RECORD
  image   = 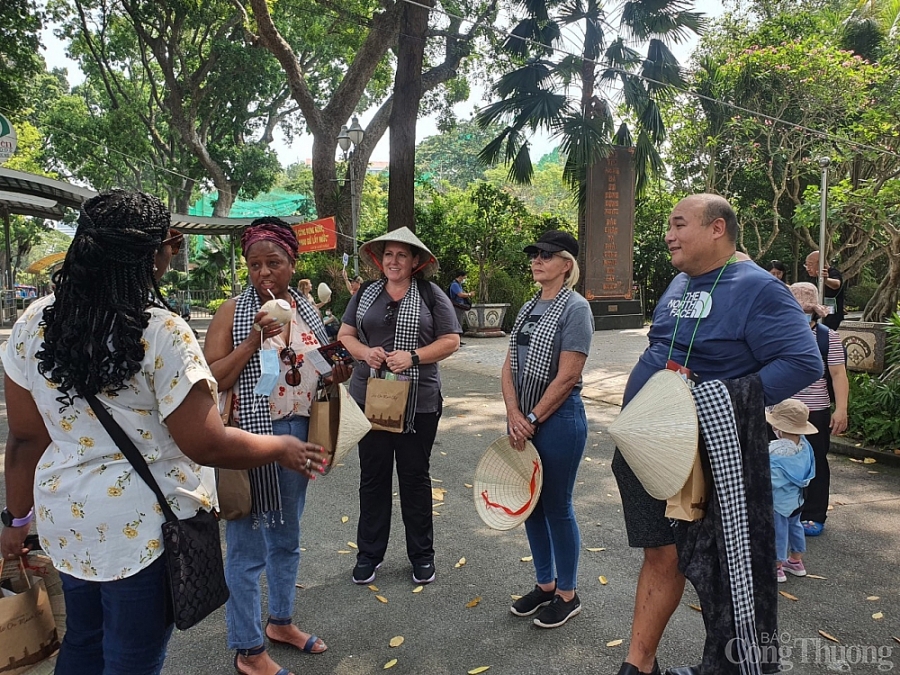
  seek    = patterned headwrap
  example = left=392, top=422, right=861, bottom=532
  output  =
left=241, top=217, right=299, bottom=261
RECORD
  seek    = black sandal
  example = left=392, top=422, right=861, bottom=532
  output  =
left=265, top=616, right=327, bottom=654
left=234, top=644, right=292, bottom=675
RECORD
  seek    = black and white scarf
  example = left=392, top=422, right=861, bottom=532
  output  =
left=233, top=287, right=329, bottom=518
left=355, top=279, right=421, bottom=433
left=691, top=380, right=761, bottom=675
left=508, top=287, right=572, bottom=414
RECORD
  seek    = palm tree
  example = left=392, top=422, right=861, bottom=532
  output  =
left=477, top=0, right=704, bottom=213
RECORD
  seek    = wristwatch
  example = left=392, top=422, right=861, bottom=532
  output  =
left=410, top=350, right=420, bottom=367
left=525, top=412, right=539, bottom=426
left=1, top=507, right=33, bottom=528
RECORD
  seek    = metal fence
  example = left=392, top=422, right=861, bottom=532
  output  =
left=0, top=289, right=17, bottom=325
left=166, top=289, right=235, bottom=318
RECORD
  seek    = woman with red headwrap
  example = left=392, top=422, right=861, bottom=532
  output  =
left=205, top=217, right=350, bottom=675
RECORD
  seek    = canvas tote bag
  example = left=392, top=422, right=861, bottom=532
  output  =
left=0, top=558, right=59, bottom=675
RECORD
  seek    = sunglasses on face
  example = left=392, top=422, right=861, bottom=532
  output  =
left=528, top=250, right=556, bottom=261
left=383, top=300, right=400, bottom=325
left=279, top=347, right=303, bottom=387
left=162, top=231, right=183, bottom=255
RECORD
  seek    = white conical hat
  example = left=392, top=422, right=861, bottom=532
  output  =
left=317, top=282, right=332, bottom=304
left=358, top=226, right=439, bottom=278
left=607, top=369, right=699, bottom=500
left=473, top=437, right=543, bottom=531
left=332, top=383, right=371, bottom=466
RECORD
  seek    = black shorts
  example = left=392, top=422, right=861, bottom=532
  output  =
left=612, top=448, right=675, bottom=549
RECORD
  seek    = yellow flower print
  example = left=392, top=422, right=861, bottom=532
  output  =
left=141, top=338, right=150, bottom=351
left=107, top=486, right=123, bottom=497
left=111, top=453, right=124, bottom=461
left=169, top=377, right=180, bottom=390
left=96, top=524, right=108, bottom=543
left=58, top=536, right=68, bottom=548
left=86, top=408, right=96, bottom=419
left=39, top=475, right=61, bottom=493
left=38, top=506, right=52, bottom=523
left=147, top=539, right=160, bottom=551
left=14, top=340, right=24, bottom=356
left=199, top=494, right=212, bottom=509
left=70, top=529, right=83, bottom=542
left=37, top=326, right=44, bottom=338
left=167, top=467, right=187, bottom=484
left=140, top=430, right=153, bottom=441
left=70, top=502, right=86, bottom=518
left=80, top=561, right=97, bottom=577
left=79, top=437, right=95, bottom=448
left=123, top=526, right=138, bottom=539
left=182, top=333, right=194, bottom=345
left=153, top=503, right=163, bottom=515
left=58, top=560, right=73, bottom=572
left=155, top=356, right=164, bottom=370
left=164, top=318, right=176, bottom=330
left=39, top=536, right=51, bottom=551
left=60, top=419, right=72, bottom=432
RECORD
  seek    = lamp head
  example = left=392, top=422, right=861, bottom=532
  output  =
left=337, top=125, right=351, bottom=153
left=348, top=116, right=364, bottom=146
left=817, top=157, right=831, bottom=169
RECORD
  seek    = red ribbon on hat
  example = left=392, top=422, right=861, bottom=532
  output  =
left=480, top=460, right=540, bottom=516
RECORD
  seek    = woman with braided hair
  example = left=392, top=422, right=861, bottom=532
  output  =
left=204, top=216, right=350, bottom=675
left=0, top=190, right=327, bottom=675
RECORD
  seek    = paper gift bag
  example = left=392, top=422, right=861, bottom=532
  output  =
left=665, top=451, right=708, bottom=521
left=309, top=383, right=372, bottom=469
left=0, top=558, right=60, bottom=675
left=214, top=388, right=252, bottom=520
left=364, top=377, right=410, bottom=433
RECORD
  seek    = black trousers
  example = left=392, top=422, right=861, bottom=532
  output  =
left=356, top=411, right=441, bottom=565
left=800, top=407, right=832, bottom=523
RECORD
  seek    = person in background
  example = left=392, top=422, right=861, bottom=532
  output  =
left=766, top=399, right=816, bottom=583
left=342, top=268, right=363, bottom=296
left=768, top=260, right=787, bottom=282
left=205, top=217, right=350, bottom=675
left=805, top=251, right=844, bottom=330
left=0, top=191, right=327, bottom=675
left=503, top=230, right=593, bottom=629
left=448, top=270, right=475, bottom=340
left=788, top=282, right=849, bottom=538
left=338, top=227, right=460, bottom=587
left=297, top=278, right=328, bottom=311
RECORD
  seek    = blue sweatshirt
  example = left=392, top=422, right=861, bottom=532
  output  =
left=769, top=437, right=816, bottom=517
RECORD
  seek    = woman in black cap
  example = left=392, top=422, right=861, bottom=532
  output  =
left=502, top=229, right=594, bottom=629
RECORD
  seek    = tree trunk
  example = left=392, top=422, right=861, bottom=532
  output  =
left=387, top=0, right=433, bottom=233
left=863, top=233, right=900, bottom=321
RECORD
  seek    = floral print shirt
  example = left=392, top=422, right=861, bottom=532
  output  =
left=266, top=311, right=321, bottom=420
left=0, top=295, right=218, bottom=581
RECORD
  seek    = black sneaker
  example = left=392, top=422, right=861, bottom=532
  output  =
left=510, top=584, right=556, bottom=617
left=533, top=593, right=581, bottom=628
left=352, top=560, right=382, bottom=585
left=412, top=561, right=436, bottom=584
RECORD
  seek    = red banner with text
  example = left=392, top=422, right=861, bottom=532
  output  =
left=292, top=216, right=337, bottom=253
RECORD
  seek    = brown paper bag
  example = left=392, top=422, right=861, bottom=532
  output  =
left=665, top=451, right=708, bottom=521
left=215, top=388, right=252, bottom=521
left=309, top=384, right=341, bottom=463
left=364, top=377, right=410, bottom=433
left=0, top=559, right=60, bottom=675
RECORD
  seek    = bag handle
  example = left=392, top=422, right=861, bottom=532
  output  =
left=85, top=394, right=178, bottom=524
left=0, top=556, right=33, bottom=590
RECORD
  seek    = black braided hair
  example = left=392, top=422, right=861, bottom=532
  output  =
left=36, top=189, right=170, bottom=409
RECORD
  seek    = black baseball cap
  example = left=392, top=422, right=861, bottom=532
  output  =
left=524, top=230, right=579, bottom=257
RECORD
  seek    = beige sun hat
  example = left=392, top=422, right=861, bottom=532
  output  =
left=474, top=437, right=543, bottom=531
left=317, top=281, right=332, bottom=304
left=766, top=399, right=818, bottom=435
left=607, top=369, right=699, bottom=500
left=358, top=226, right=439, bottom=278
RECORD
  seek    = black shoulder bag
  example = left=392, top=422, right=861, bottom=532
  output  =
left=86, top=394, right=229, bottom=630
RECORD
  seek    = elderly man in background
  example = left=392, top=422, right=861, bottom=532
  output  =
left=805, top=250, right=844, bottom=330
left=613, top=194, right=822, bottom=675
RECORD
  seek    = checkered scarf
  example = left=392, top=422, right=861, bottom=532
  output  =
left=234, top=287, right=329, bottom=518
left=508, top=287, right=572, bottom=414
left=692, top=380, right=762, bottom=675
left=355, top=279, right=421, bottom=433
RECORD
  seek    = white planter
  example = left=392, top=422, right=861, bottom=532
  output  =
left=464, top=303, right=510, bottom=338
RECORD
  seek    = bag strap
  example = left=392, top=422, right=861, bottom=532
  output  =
left=85, top=393, right=178, bottom=524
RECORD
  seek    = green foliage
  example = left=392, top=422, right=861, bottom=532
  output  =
left=415, top=119, right=501, bottom=189
left=633, top=184, right=679, bottom=316
left=844, top=283, right=877, bottom=311
left=0, top=0, right=44, bottom=114
left=207, top=298, right=227, bottom=315
left=846, top=372, right=900, bottom=448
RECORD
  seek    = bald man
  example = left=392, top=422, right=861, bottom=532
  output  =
left=805, top=251, right=844, bottom=330
left=613, top=194, right=822, bottom=675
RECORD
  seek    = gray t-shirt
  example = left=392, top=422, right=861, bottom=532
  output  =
left=515, top=292, right=594, bottom=390
left=343, top=281, right=461, bottom=413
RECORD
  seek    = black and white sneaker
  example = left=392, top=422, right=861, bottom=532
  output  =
left=412, top=561, right=436, bottom=584
left=510, top=584, right=556, bottom=617
left=352, top=560, right=382, bottom=585
left=533, top=593, right=581, bottom=628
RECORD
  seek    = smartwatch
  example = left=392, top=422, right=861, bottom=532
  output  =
left=1, top=507, right=34, bottom=528
left=410, top=350, right=420, bottom=367
left=526, top=412, right=539, bottom=426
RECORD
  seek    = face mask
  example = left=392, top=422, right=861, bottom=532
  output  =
left=254, top=348, right=280, bottom=397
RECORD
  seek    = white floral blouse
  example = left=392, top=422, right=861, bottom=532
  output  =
left=0, top=295, right=219, bottom=581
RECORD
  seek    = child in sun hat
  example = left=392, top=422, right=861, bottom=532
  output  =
left=766, top=399, right=817, bottom=583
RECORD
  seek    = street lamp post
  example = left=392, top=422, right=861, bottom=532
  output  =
left=817, top=157, right=830, bottom=303
left=337, top=116, right=365, bottom=277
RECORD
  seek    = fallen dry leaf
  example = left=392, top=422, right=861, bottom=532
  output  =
left=585, top=457, right=592, bottom=462
left=868, top=470, right=879, bottom=474
left=341, top=516, right=349, bottom=523
left=867, top=596, right=880, bottom=601
left=431, top=478, right=443, bottom=483
left=440, top=451, right=447, bottom=456
left=432, top=502, right=444, bottom=508
left=294, top=583, right=304, bottom=589
left=598, top=576, right=608, bottom=585
left=863, top=457, right=877, bottom=464
left=376, top=595, right=388, bottom=604
left=849, top=458, right=863, bottom=463
left=347, top=542, right=358, bottom=549
left=455, top=557, right=467, bottom=568
left=337, top=550, right=353, bottom=554
left=689, top=604, right=702, bottom=612
left=818, top=630, right=839, bottom=643
left=368, top=585, right=379, bottom=592
left=779, top=591, right=798, bottom=601
left=893, top=636, right=900, bottom=645
left=606, top=639, right=623, bottom=647
left=432, top=487, right=447, bottom=500
left=586, top=547, right=606, bottom=552
left=432, top=511, right=441, bottom=516
left=412, top=586, right=424, bottom=593
left=389, top=636, right=404, bottom=647
left=466, top=596, right=482, bottom=608
left=383, top=658, right=398, bottom=669
left=873, top=612, right=884, bottom=620
left=464, top=483, right=473, bottom=488
left=468, top=668, right=490, bottom=674
left=521, top=556, right=533, bottom=562
left=510, top=595, right=522, bottom=600
left=806, top=574, right=826, bottom=580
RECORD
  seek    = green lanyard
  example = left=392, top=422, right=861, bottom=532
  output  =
left=666, top=256, right=736, bottom=370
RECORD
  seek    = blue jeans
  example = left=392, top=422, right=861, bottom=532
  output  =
left=225, top=415, right=310, bottom=650
left=524, top=391, right=588, bottom=592
left=56, top=556, right=173, bottom=675
left=773, top=511, right=806, bottom=562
